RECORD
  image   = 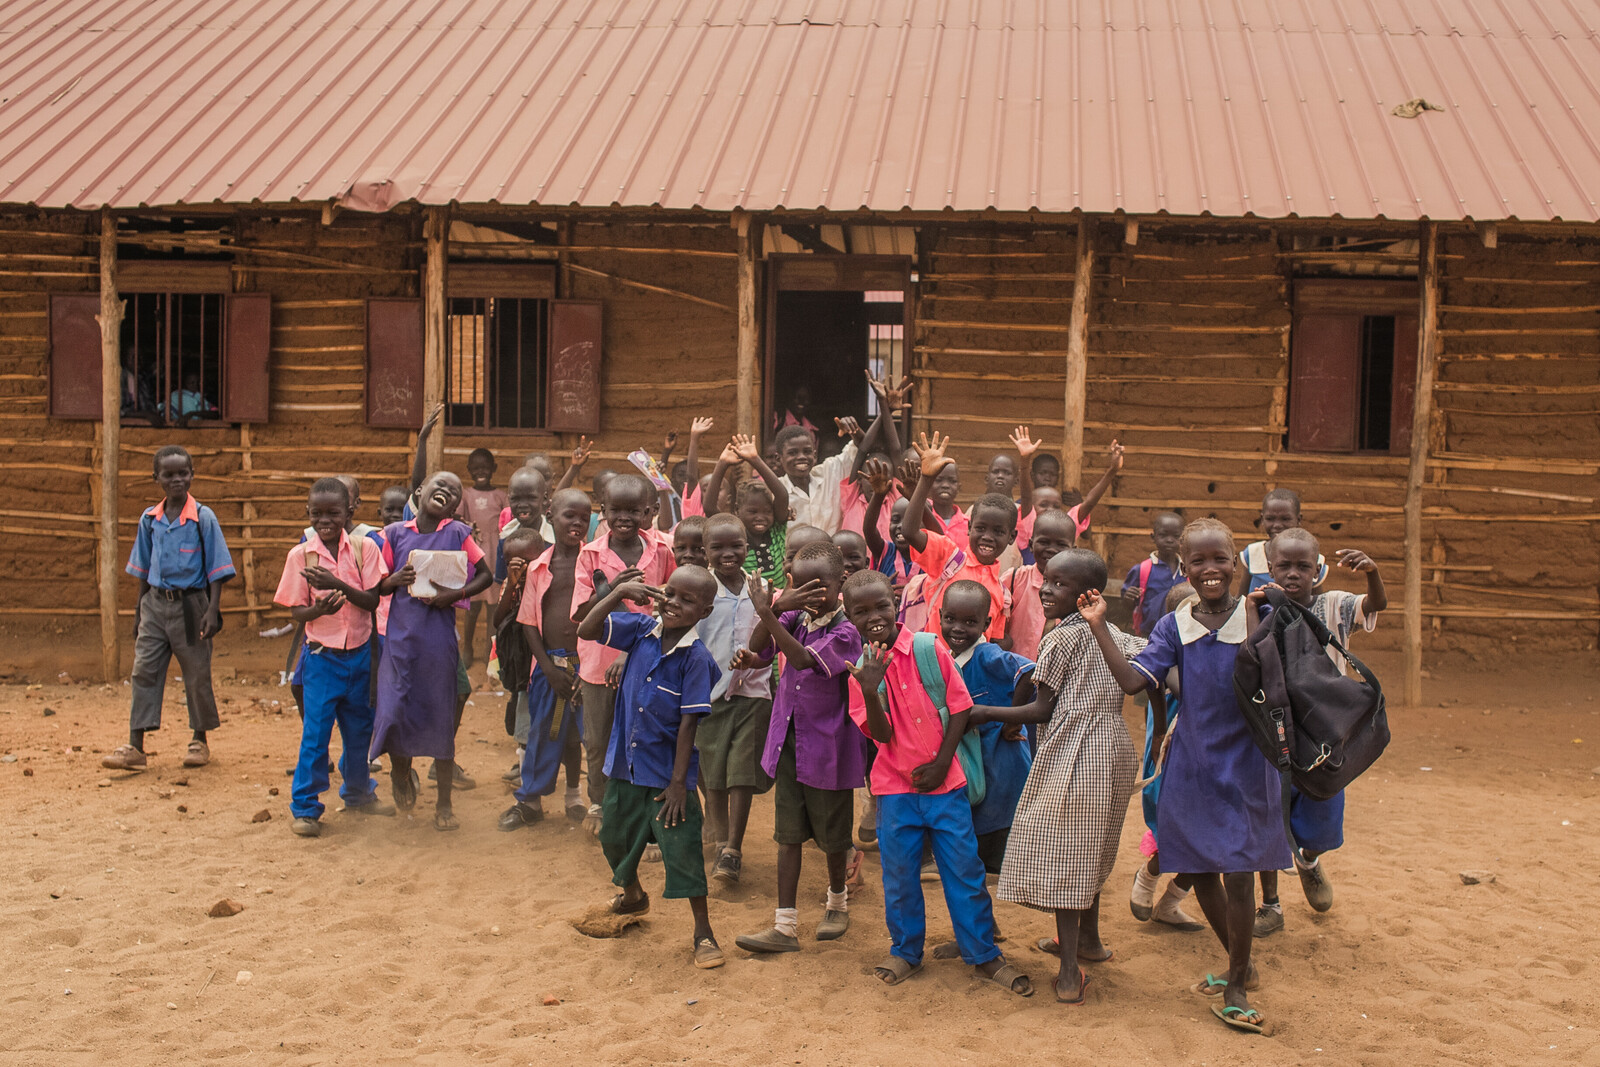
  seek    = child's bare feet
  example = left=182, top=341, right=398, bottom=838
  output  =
left=433, top=806, right=459, bottom=831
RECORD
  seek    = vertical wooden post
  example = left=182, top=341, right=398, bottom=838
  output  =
left=734, top=210, right=760, bottom=438
left=240, top=424, right=260, bottom=628
left=1404, top=222, right=1441, bottom=706
left=422, top=205, right=449, bottom=475
left=1062, top=217, right=1095, bottom=491
left=98, top=209, right=123, bottom=683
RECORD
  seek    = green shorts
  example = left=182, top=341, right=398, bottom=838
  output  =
left=599, top=779, right=708, bottom=899
left=773, top=729, right=854, bottom=854
left=695, top=696, right=774, bottom=793
left=455, top=658, right=471, bottom=698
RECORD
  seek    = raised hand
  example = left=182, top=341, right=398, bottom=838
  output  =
left=1106, top=439, right=1125, bottom=471
left=1010, top=426, right=1043, bottom=459
left=896, top=457, right=922, bottom=490
left=914, top=431, right=953, bottom=478
left=663, top=430, right=679, bottom=452
left=1336, top=548, right=1378, bottom=573
left=846, top=642, right=890, bottom=692
left=863, top=456, right=895, bottom=495
left=1076, top=588, right=1108, bottom=624
left=731, top=433, right=762, bottom=463
left=836, top=415, right=863, bottom=440
left=570, top=436, right=593, bottom=467
left=718, top=440, right=742, bottom=466
left=887, top=375, right=915, bottom=411
left=689, top=416, right=715, bottom=438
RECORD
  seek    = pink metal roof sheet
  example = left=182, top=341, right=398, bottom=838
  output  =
left=1, top=0, right=1598, bottom=220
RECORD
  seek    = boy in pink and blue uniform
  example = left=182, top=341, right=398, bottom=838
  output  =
left=842, top=569, right=1032, bottom=996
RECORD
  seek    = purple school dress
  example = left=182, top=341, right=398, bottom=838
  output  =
left=371, top=518, right=477, bottom=760
left=1130, top=598, right=1293, bottom=875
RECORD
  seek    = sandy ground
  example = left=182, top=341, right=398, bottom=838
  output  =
left=1, top=622, right=1597, bottom=1067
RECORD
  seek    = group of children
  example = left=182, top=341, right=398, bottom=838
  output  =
left=102, top=384, right=1389, bottom=1032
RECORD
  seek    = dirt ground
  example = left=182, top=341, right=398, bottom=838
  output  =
left=0, top=621, right=1596, bottom=1067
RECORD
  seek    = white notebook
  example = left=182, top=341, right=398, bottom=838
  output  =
left=407, top=549, right=468, bottom=598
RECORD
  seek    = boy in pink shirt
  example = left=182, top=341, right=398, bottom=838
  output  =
left=902, top=432, right=1014, bottom=643
left=570, top=473, right=677, bottom=834
left=1002, top=508, right=1079, bottom=661
left=842, top=569, right=1032, bottom=996
left=275, top=478, right=394, bottom=837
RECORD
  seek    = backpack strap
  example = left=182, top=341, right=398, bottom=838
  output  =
left=910, top=633, right=986, bottom=806
left=1130, top=557, right=1155, bottom=633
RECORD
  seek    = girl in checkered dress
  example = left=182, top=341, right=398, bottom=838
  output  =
left=970, top=548, right=1144, bottom=1005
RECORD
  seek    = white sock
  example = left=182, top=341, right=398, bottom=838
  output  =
left=1298, top=851, right=1320, bottom=869
left=1263, top=900, right=1283, bottom=914
left=774, top=907, right=799, bottom=938
left=1134, top=866, right=1160, bottom=893
left=826, top=887, right=848, bottom=912
left=1158, top=881, right=1191, bottom=901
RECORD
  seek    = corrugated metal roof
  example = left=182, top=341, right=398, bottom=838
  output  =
left=1, top=0, right=1598, bottom=220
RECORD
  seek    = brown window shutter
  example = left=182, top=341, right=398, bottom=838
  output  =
left=546, top=300, right=602, bottom=433
left=366, top=298, right=424, bottom=428
left=1287, top=312, right=1361, bottom=452
left=222, top=293, right=271, bottom=422
left=1389, top=313, right=1420, bottom=454
left=49, top=293, right=103, bottom=420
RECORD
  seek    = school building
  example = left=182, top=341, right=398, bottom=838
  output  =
left=2, top=2, right=1596, bottom=701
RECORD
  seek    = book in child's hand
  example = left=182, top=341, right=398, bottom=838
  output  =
left=407, top=549, right=469, bottom=597
left=627, top=449, right=674, bottom=493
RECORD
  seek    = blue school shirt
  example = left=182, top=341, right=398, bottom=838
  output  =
left=1123, top=554, right=1183, bottom=637
left=597, top=612, right=719, bottom=791
left=126, top=494, right=235, bottom=590
left=954, top=640, right=1036, bottom=835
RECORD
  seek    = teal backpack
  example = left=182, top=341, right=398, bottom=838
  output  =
left=869, top=632, right=986, bottom=806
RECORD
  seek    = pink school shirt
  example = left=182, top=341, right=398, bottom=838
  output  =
left=910, top=531, right=1009, bottom=642
left=1015, top=503, right=1092, bottom=552
left=571, top=534, right=676, bottom=684
left=680, top=484, right=704, bottom=518
left=848, top=627, right=973, bottom=796
left=1002, top=564, right=1046, bottom=660
left=274, top=530, right=389, bottom=650
left=839, top=479, right=898, bottom=541
left=931, top=506, right=968, bottom=547
left=513, top=545, right=557, bottom=631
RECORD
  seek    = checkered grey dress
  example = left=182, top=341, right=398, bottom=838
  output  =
left=997, top=616, right=1146, bottom=911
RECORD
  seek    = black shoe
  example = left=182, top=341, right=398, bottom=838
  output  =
left=498, top=802, right=543, bottom=831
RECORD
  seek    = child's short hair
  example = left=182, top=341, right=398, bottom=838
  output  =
left=1262, top=487, right=1302, bottom=515
left=551, top=487, right=592, bottom=513
left=1266, top=526, right=1319, bottom=560
left=971, top=492, right=1019, bottom=530
left=1164, top=581, right=1196, bottom=613
left=1179, top=517, right=1236, bottom=557
left=309, top=476, right=350, bottom=505
left=152, top=444, right=191, bottom=474
left=467, top=447, right=496, bottom=467
left=943, top=578, right=992, bottom=612
left=675, top=515, right=707, bottom=539
left=705, top=512, right=746, bottom=539
left=1152, top=509, right=1183, bottom=528
left=792, top=540, right=845, bottom=580
left=1056, top=547, right=1108, bottom=592
left=1030, top=452, right=1060, bottom=474
left=736, top=479, right=774, bottom=509
left=503, top=527, right=544, bottom=557
left=843, top=568, right=893, bottom=600
left=670, top=460, right=690, bottom=485
left=773, top=425, right=813, bottom=454
left=832, top=529, right=868, bottom=555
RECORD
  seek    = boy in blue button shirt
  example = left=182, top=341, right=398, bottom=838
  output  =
left=103, top=445, right=235, bottom=773
left=576, top=564, right=726, bottom=970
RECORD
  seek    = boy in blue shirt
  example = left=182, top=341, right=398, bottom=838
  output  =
left=103, top=445, right=235, bottom=773
left=576, top=565, right=726, bottom=970
left=938, top=580, right=1036, bottom=874
left=1119, top=511, right=1184, bottom=637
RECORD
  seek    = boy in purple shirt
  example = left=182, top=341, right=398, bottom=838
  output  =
left=731, top=541, right=864, bottom=954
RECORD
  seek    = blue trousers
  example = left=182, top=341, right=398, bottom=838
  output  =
left=1290, top=786, right=1345, bottom=854
left=878, top=790, right=1001, bottom=967
left=292, top=645, right=378, bottom=819
left=515, top=652, right=581, bottom=803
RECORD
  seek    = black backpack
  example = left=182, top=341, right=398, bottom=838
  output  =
left=1233, top=588, right=1389, bottom=842
left=495, top=612, right=533, bottom=734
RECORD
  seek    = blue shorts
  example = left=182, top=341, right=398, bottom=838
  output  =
left=1289, top=787, right=1345, bottom=854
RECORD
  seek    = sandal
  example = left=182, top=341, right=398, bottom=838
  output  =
left=1212, top=1003, right=1271, bottom=1035
left=873, top=957, right=921, bottom=985
left=978, top=961, right=1033, bottom=997
left=844, top=848, right=865, bottom=887
left=1055, top=967, right=1090, bottom=1005
left=393, top=767, right=420, bottom=812
left=433, top=810, right=460, bottom=832
left=1191, top=968, right=1260, bottom=996
left=693, top=936, right=725, bottom=970
left=1033, top=937, right=1114, bottom=963
left=610, top=891, right=650, bottom=916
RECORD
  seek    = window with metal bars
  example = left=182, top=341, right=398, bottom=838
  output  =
left=119, top=292, right=225, bottom=426
left=446, top=297, right=549, bottom=430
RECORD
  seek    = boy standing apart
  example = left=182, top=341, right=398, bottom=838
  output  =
left=842, top=569, right=1032, bottom=996
left=734, top=541, right=863, bottom=952
left=578, top=567, right=726, bottom=970
left=1120, top=511, right=1184, bottom=637
left=275, top=478, right=396, bottom=836
left=104, top=446, right=235, bottom=772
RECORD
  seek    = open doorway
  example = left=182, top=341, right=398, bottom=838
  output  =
left=765, top=255, right=912, bottom=459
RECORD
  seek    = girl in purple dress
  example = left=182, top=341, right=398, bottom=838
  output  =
left=1079, top=517, right=1284, bottom=1036
left=376, top=472, right=490, bottom=830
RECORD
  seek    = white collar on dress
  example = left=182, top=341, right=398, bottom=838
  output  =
left=803, top=605, right=844, bottom=631
left=1173, top=595, right=1249, bottom=645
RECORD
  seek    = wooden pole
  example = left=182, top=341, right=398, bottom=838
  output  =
left=734, top=211, right=760, bottom=438
left=1404, top=222, right=1441, bottom=706
left=1062, top=217, right=1095, bottom=490
left=98, top=208, right=123, bottom=683
left=422, top=205, right=449, bottom=475
left=239, top=424, right=259, bottom=628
